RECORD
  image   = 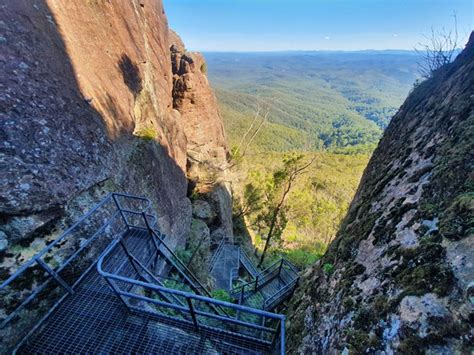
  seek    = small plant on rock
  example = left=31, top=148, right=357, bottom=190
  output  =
left=322, top=263, right=334, bottom=275
left=135, top=126, right=157, bottom=141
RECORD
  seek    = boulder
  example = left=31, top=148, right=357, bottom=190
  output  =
left=210, top=227, right=227, bottom=243
left=190, top=218, right=210, bottom=243
left=192, top=200, right=216, bottom=224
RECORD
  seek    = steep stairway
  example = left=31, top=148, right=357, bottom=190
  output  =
left=0, top=194, right=286, bottom=354
left=231, top=258, right=299, bottom=312
left=209, top=243, right=240, bottom=290
left=240, top=249, right=259, bottom=279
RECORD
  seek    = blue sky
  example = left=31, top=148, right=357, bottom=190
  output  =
left=163, top=0, right=473, bottom=51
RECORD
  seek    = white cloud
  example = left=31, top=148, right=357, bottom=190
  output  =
left=324, top=36, right=330, bottom=40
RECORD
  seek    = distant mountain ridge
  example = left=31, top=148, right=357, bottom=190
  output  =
left=287, top=32, right=474, bottom=353
left=205, top=51, right=421, bottom=152
left=204, top=49, right=420, bottom=55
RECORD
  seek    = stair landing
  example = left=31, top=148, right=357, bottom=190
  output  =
left=210, top=244, right=240, bottom=290
left=19, top=231, right=268, bottom=354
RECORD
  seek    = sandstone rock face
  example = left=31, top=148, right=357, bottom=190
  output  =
left=170, top=30, right=228, bottom=172
left=0, top=1, right=228, bottom=279
left=169, top=30, right=232, bottom=240
left=288, top=33, right=474, bottom=353
left=209, top=182, right=234, bottom=240
left=0, top=232, right=8, bottom=252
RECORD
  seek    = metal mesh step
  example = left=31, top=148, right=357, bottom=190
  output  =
left=2, top=194, right=286, bottom=354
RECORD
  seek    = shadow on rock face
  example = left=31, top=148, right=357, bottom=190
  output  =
left=118, top=54, right=143, bottom=97
left=0, top=0, right=190, bottom=283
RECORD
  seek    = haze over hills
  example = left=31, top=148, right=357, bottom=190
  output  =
left=205, top=50, right=421, bottom=152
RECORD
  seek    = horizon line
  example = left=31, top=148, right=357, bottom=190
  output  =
left=197, top=48, right=422, bottom=53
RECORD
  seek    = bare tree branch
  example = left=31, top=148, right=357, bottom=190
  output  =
left=416, top=13, right=459, bottom=78
left=241, top=107, right=269, bottom=157
left=236, top=99, right=260, bottom=154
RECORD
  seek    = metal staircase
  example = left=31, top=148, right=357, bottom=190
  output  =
left=231, top=258, right=299, bottom=312
left=209, top=242, right=240, bottom=291
left=0, top=193, right=286, bottom=354
left=240, top=249, right=260, bottom=279
left=208, top=242, right=299, bottom=312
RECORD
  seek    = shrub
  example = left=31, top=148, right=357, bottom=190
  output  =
left=135, top=126, right=157, bottom=141
left=283, top=248, right=321, bottom=269
left=211, top=289, right=232, bottom=303
left=322, top=263, right=334, bottom=275
left=174, top=248, right=192, bottom=264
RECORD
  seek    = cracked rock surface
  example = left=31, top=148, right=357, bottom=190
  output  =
left=287, top=33, right=474, bottom=354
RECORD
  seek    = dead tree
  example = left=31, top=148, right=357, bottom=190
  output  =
left=416, top=14, right=460, bottom=78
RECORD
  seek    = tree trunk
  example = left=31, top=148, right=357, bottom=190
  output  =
left=258, top=211, right=277, bottom=267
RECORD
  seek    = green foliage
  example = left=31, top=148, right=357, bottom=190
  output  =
left=163, top=278, right=190, bottom=292
left=135, top=126, right=157, bottom=141
left=211, top=289, right=232, bottom=303
left=236, top=151, right=369, bottom=268
left=174, top=248, right=192, bottom=264
left=330, top=142, right=378, bottom=155
left=200, top=62, right=208, bottom=75
left=209, top=52, right=413, bottom=270
left=205, top=51, right=420, bottom=152
left=439, top=192, right=474, bottom=240
left=281, top=248, right=322, bottom=269
left=210, top=289, right=236, bottom=317
left=322, top=263, right=335, bottom=274
left=243, top=154, right=313, bottom=265
left=229, top=144, right=244, bottom=165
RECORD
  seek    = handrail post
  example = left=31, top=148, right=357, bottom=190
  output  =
left=281, top=317, right=286, bottom=355
left=255, top=275, right=259, bottom=292
left=278, top=259, right=284, bottom=277
left=186, top=297, right=199, bottom=330
left=112, top=193, right=130, bottom=229
left=36, top=258, right=74, bottom=295
left=142, top=212, right=161, bottom=254
left=105, top=276, right=130, bottom=311
left=270, top=319, right=279, bottom=351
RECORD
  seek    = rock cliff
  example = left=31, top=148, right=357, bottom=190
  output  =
left=170, top=30, right=228, bottom=174
left=288, top=33, right=474, bottom=353
left=169, top=29, right=233, bottom=240
left=0, top=1, right=228, bottom=273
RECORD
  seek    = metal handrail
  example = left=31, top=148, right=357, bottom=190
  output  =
left=263, top=278, right=299, bottom=311
left=97, top=256, right=286, bottom=354
left=106, top=213, right=232, bottom=318
left=231, top=258, right=300, bottom=311
left=231, top=268, right=280, bottom=300
left=240, top=249, right=259, bottom=278
left=0, top=192, right=150, bottom=299
left=148, top=227, right=216, bottom=298
left=0, top=193, right=152, bottom=352
left=280, top=258, right=300, bottom=274
left=1, top=193, right=113, bottom=289
left=208, top=236, right=226, bottom=272
left=230, top=258, right=283, bottom=296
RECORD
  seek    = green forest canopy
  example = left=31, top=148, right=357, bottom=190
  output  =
left=206, top=51, right=419, bottom=267
left=206, top=50, right=420, bottom=153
